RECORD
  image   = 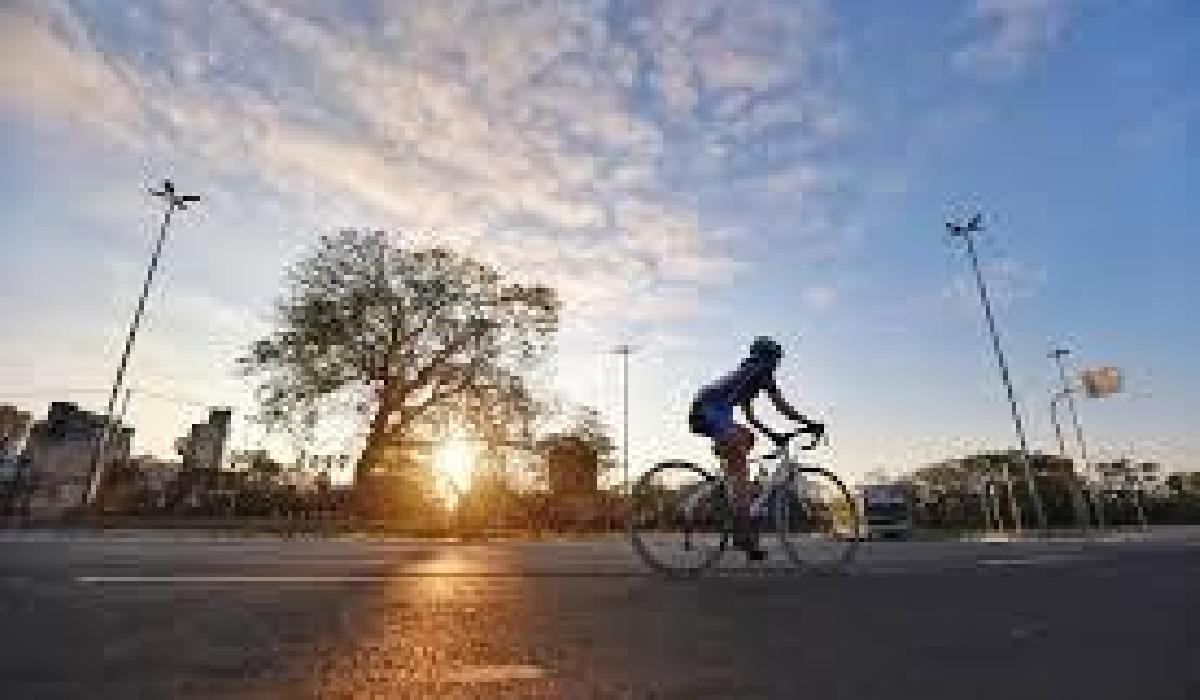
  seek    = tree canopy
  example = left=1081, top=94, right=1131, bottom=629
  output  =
left=240, top=230, right=559, bottom=487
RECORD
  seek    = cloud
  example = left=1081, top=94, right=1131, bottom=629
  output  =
left=953, top=0, right=1071, bottom=79
left=942, top=258, right=1047, bottom=311
left=0, top=0, right=850, bottom=327
left=0, top=5, right=142, bottom=146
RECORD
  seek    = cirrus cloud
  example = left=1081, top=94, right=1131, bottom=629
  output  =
left=0, top=0, right=851, bottom=325
left=954, top=0, right=1073, bottom=79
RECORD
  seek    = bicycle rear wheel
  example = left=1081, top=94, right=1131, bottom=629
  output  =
left=774, top=466, right=860, bottom=572
left=629, top=461, right=731, bottom=577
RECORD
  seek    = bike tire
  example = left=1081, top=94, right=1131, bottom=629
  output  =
left=774, top=465, right=860, bottom=572
left=629, top=461, right=732, bottom=577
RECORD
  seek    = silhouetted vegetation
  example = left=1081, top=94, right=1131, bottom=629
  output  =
left=239, top=230, right=559, bottom=519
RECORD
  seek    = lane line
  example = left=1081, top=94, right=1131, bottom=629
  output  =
left=977, top=554, right=1094, bottom=567
left=76, top=575, right=395, bottom=583
left=445, top=664, right=547, bottom=683
left=74, top=571, right=650, bottom=583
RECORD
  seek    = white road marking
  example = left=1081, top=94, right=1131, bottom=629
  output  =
left=76, top=575, right=396, bottom=583
left=73, top=571, right=648, bottom=583
left=444, top=664, right=547, bottom=683
left=977, top=554, right=1092, bottom=567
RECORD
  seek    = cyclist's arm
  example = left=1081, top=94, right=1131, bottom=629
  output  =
left=766, top=377, right=819, bottom=429
left=740, top=397, right=780, bottom=441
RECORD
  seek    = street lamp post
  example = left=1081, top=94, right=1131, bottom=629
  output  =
left=1049, top=349, right=1091, bottom=463
left=612, top=344, right=636, bottom=519
left=1049, top=347, right=1105, bottom=529
left=1128, top=461, right=1149, bottom=531
left=1049, top=391, right=1069, bottom=456
left=82, top=180, right=200, bottom=509
left=946, top=213, right=1046, bottom=532
left=1050, top=389, right=1095, bottom=531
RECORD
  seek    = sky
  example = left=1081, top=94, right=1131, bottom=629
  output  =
left=1, top=0, right=1196, bottom=484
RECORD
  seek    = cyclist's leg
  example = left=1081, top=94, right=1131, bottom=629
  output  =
left=712, top=423, right=764, bottom=555
left=719, top=432, right=767, bottom=559
left=715, top=424, right=755, bottom=520
left=692, top=401, right=761, bottom=554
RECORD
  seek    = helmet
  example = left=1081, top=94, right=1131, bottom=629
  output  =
left=748, top=336, right=783, bottom=361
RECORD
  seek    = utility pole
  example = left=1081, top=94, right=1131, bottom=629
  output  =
left=83, top=180, right=200, bottom=509
left=1049, top=349, right=1092, bottom=467
left=1049, top=391, right=1068, bottom=456
left=1049, top=347, right=1104, bottom=529
left=1127, top=460, right=1149, bottom=531
left=1050, top=389, right=1095, bottom=532
left=946, top=213, right=1046, bottom=532
left=612, top=344, right=636, bottom=516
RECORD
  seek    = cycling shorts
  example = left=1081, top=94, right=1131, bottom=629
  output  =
left=688, top=400, right=737, bottom=442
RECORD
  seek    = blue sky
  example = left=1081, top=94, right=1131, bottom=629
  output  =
left=1, top=0, right=1195, bottom=481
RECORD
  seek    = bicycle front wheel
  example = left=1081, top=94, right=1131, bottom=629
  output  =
left=774, top=466, right=860, bottom=572
left=629, top=461, right=731, bottom=577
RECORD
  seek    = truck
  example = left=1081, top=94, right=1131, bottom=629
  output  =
left=857, top=484, right=912, bottom=540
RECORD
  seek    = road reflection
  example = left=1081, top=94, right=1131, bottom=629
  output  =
left=301, top=546, right=561, bottom=697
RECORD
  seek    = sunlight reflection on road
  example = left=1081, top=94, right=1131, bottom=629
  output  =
left=307, top=545, right=561, bottom=697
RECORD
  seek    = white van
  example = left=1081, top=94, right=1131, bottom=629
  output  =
left=857, top=484, right=912, bottom=540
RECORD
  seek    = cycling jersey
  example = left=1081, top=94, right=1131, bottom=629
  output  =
left=696, top=354, right=779, bottom=406
left=689, top=353, right=780, bottom=439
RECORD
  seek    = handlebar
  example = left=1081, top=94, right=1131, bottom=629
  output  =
left=762, top=425, right=826, bottom=460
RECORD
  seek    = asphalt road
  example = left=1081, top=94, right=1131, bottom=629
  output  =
left=0, top=532, right=1195, bottom=698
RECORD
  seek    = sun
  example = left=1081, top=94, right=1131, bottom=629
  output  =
left=434, top=439, right=478, bottom=500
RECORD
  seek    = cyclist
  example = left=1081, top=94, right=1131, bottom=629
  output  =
left=688, top=336, right=825, bottom=560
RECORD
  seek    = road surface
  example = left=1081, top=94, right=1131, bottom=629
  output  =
left=0, top=532, right=1195, bottom=698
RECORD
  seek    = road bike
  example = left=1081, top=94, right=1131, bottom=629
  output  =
left=629, top=429, right=861, bottom=577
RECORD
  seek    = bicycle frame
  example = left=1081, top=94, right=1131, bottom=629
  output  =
left=632, top=430, right=858, bottom=575
left=679, top=445, right=814, bottom=527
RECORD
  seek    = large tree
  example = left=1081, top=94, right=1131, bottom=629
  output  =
left=240, top=230, right=559, bottom=489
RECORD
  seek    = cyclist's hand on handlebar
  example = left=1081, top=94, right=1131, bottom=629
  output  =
left=769, top=424, right=827, bottom=449
left=795, top=422, right=826, bottom=449
left=773, top=428, right=811, bottom=444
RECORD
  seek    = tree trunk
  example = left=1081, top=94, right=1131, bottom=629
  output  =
left=354, top=388, right=397, bottom=487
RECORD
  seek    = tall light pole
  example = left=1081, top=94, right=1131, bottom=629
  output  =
left=1049, top=348, right=1092, bottom=466
left=1049, top=392, right=1067, bottom=455
left=1049, top=347, right=1102, bottom=529
left=1049, top=389, right=1095, bottom=531
left=612, top=344, right=636, bottom=507
left=83, top=180, right=200, bottom=508
left=946, top=213, right=1046, bottom=532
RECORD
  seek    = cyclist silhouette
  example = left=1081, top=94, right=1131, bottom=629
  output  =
left=689, top=337, right=824, bottom=560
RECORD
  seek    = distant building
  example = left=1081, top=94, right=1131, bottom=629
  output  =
left=169, top=408, right=233, bottom=510
left=21, top=402, right=132, bottom=517
left=0, top=404, right=32, bottom=457
left=179, top=408, right=232, bottom=471
left=1166, top=471, right=1200, bottom=495
left=543, top=437, right=600, bottom=497
left=1095, top=460, right=1165, bottom=495
left=128, top=455, right=181, bottom=511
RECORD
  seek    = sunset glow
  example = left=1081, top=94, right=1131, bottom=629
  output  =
left=434, top=440, right=478, bottom=505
